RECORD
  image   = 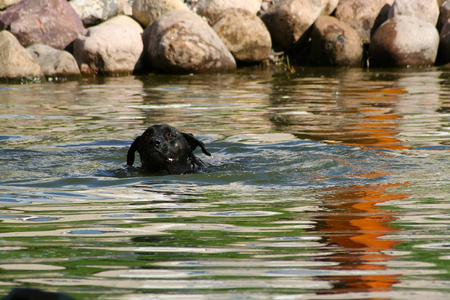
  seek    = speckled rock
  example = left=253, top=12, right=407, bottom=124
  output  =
left=69, top=0, right=119, bottom=27
left=0, top=31, right=43, bottom=78
left=195, top=0, right=262, bottom=19
left=0, top=0, right=85, bottom=50
left=369, top=15, right=439, bottom=67
left=27, top=44, right=80, bottom=77
left=143, top=9, right=236, bottom=73
left=309, top=16, right=363, bottom=66
left=211, top=8, right=271, bottom=63
left=132, top=0, right=188, bottom=28
left=388, top=0, right=439, bottom=26
left=335, top=0, right=394, bottom=44
left=73, top=21, right=143, bottom=75
left=260, top=0, right=323, bottom=50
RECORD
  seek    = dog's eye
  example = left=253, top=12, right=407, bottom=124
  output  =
left=167, top=132, right=176, bottom=139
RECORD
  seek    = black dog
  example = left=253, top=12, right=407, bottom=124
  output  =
left=2, top=287, right=74, bottom=300
left=127, top=124, right=211, bottom=174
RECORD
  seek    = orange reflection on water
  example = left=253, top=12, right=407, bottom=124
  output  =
left=338, top=87, right=410, bottom=150
left=276, top=81, right=416, bottom=295
left=319, top=87, right=410, bottom=294
left=338, top=109, right=410, bottom=150
left=317, top=180, right=409, bottom=294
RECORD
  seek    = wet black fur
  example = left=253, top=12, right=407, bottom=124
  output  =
left=127, top=124, right=211, bottom=174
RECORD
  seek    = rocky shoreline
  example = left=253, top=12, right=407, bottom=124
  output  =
left=0, top=0, right=449, bottom=81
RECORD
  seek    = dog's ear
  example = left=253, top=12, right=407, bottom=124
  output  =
left=127, top=136, right=141, bottom=165
left=182, top=133, right=211, bottom=156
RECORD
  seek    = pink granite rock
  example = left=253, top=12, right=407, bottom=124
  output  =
left=73, top=21, right=143, bottom=75
left=370, top=15, right=439, bottom=67
left=0, top=0, right=85, bottom=50
left=309, top=16, right=363, bottom=66
left=211, top=8, right=271, bottom=63
left=388, top=0, right=439, bottom=26
left=0, top=30, right=43, bottom=78
left=260, top=0, right=323, bottom=50
left=335, top=0, right=394, bottom=44
left=143, top=9, right=236, bottom=73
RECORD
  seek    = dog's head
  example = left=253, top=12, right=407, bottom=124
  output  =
left=127, top=124, right=211, bottom=174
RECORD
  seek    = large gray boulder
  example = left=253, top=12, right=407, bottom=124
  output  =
left=309, top=16, right=363, bottom=66
left=335, top=0, right=394, bottom=44
left=0, top=0, right=85, bottom=50
left=143, top=9, right=236, bottom=73
left=211, top=8, right=271, bottom=63
left=388, top=0, right=440, bottom=26
left=27, top=44, right=80, bottom=77
left=132, top=0, right=188, bottom=27
left=73, top=20, right=143, bottom=75
left=0, top=30, right=43, bottom=78
left=369, top=15, right=439, bottom=67
left=69, top=0, right=119, bottom=27
left=195, top=0, right=262, bottom=19
left=260, top=0, right=323, bottom=51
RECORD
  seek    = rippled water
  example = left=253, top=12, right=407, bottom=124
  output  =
left=0, top=67, right=449, bottom=299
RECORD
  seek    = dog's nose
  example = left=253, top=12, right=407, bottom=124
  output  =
left=150, top=137, right=163, bottom=148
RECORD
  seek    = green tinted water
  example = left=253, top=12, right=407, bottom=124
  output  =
left=0, top=67, right=449, bottom=299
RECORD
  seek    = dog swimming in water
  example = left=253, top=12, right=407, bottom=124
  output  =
left=127, top=124, right=211, bottom=174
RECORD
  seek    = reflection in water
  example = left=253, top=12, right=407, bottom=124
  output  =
left=313, top=85, right=408, bottom=294
left=270, top=68, right=447, bottom=150
left=336, top=86, right=408, bottom=149
left=266, top=68, right=447, bottom=296
left=0, top=67, right=449, bottom=299
left=317, top=181, right=407, bottom=295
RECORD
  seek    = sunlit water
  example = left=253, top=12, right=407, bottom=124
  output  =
left=0, top=67, right=449, bottom=299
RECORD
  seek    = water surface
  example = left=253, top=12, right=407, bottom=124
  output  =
left=0, top=67, right=449, bottom=299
